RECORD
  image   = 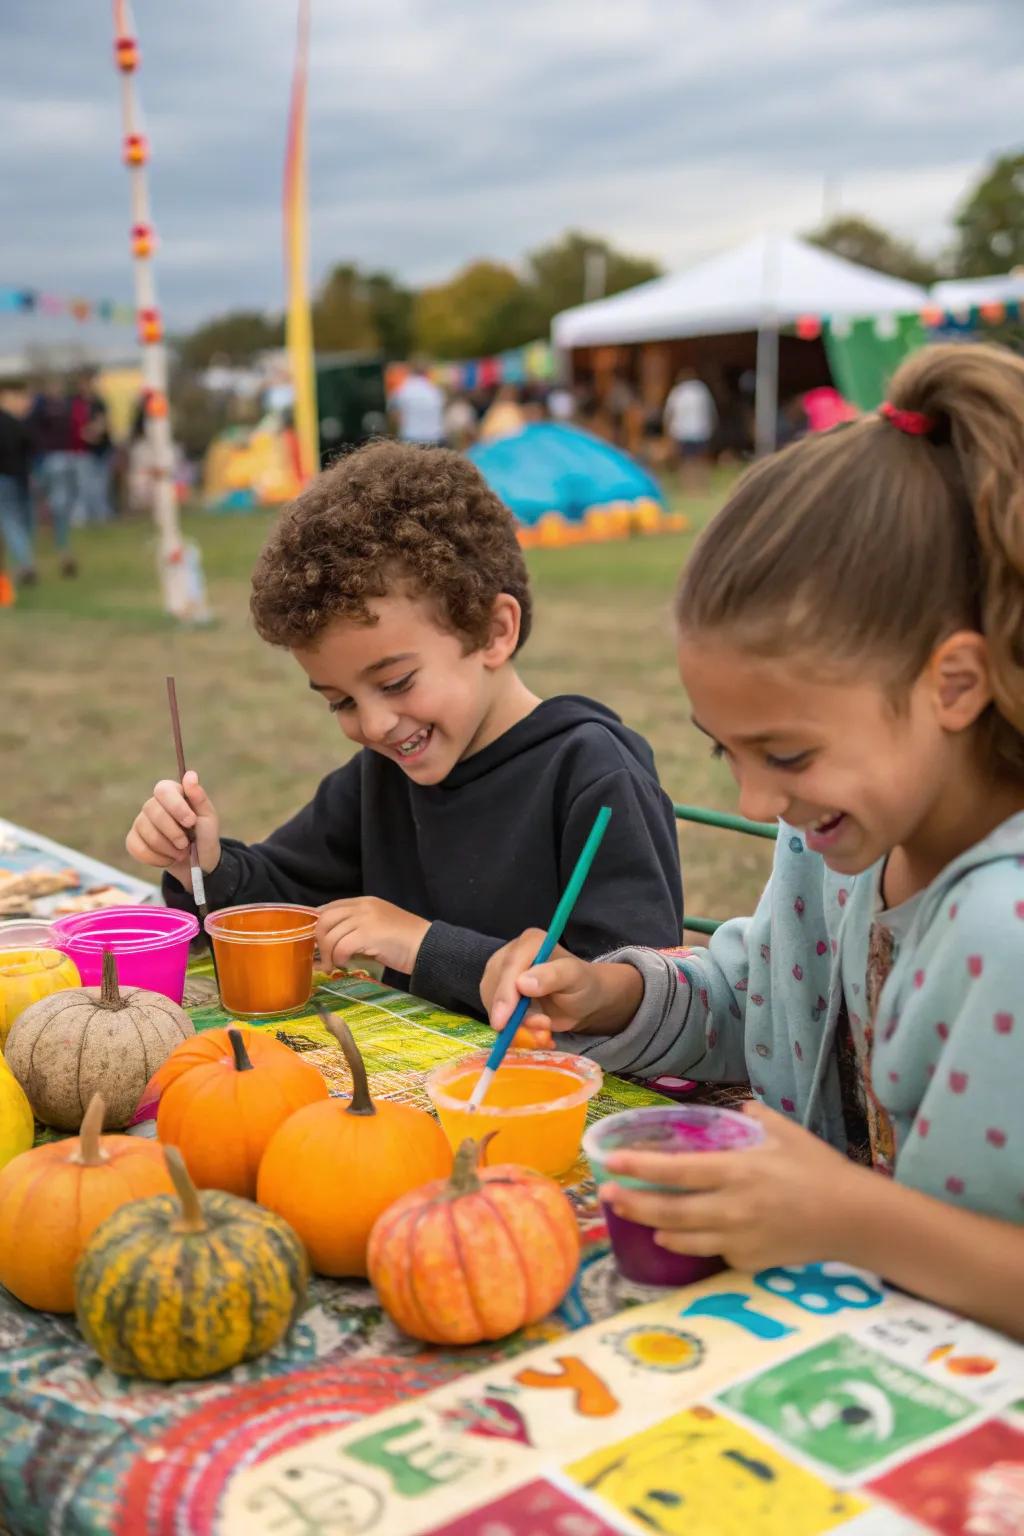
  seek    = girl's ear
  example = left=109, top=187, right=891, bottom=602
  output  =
left=928, top=630, right=993, bottom=730
left=481, top=593, right=522, bottom=668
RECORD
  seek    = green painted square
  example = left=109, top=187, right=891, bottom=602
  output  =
left=719, top=1334, right=975, bottom=1476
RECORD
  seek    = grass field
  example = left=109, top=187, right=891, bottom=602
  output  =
left=1, top=479, right=773, bottom=927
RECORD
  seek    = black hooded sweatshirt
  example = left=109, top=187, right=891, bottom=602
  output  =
left=164, top=695, right=683, bottom=1019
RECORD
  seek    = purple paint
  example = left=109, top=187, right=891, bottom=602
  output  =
left=600, top=1202, right=725, bottom=1286
left=583, top=1105, right=764, bottom=1288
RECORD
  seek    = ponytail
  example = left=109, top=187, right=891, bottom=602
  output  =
left=677, top=342, right=1024, bottom=779
left=885, top=345, right=1024, bottom=770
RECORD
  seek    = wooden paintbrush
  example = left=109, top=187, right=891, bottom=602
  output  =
left=166, top=676, right=219, bottom=990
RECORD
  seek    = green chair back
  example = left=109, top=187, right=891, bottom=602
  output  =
left=674, top=804, right=777, bottom=936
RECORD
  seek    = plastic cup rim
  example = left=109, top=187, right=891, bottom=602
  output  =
left=204, top=902, right=319, bottom=945
left=583, top=1102, right=763, bottom=1170
left=51, top=905, right=199, bottom=954
left=426, top=1048, right=603, bottom=1118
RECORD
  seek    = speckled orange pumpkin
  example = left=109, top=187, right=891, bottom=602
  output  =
left=367, top=1135, right=580, bottom=1344
left=257, top=1011, right=451, bottom=1278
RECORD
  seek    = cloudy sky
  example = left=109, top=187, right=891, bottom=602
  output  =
left=1, top=0, right=1020, bottom=353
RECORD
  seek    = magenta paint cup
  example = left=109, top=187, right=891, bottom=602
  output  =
left=51, top=905, right=199, bottom=1004
left=583, top=1104, right=764, bottom=1286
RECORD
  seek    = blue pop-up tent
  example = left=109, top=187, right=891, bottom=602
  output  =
left=468, top=423, right=669, bottom=542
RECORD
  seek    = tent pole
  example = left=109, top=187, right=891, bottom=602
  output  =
left=754, top=232, right=780, bottom=458
left=754, top=321, right=779, bottom=456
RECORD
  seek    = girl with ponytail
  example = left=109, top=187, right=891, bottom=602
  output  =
left=483, top=343, right=1024, bottom=1337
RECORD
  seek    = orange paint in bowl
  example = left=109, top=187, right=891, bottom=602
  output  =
left=204, top=903, right=317, bottom=1018
left=426, top=1049, right=602, bottom=1177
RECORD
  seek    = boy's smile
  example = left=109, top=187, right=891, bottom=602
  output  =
left=292, top=592, right=539, bottom=786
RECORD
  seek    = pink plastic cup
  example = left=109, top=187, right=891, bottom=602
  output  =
left=51, top=905, right=199, bottom=1004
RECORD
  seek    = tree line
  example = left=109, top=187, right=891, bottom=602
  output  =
left=178, top=150, right=1024, bottom=369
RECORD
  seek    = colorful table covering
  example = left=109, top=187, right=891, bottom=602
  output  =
left=0, top=851, right=1021, bottom=1534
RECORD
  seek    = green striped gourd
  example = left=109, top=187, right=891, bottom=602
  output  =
left=74, top=1145, right=307, bottom=1380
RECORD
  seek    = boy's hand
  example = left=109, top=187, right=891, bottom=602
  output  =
left=600, top=1103, right=863, bottom=1271
left=480, top=930, right=644, bottom=1038
left=126, top=770, right=221, bottom=886
left=316, top=897, right=430, bottom=978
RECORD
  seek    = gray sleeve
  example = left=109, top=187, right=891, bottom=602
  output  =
left=556, top=946, right=706, bottom=1077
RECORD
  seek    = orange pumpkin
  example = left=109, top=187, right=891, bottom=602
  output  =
left=148, top=1027, right=328, bottom=1199
left=368, top=1135, right=580, bottom=1344
left=257, top=1010, right=452, bottom=1277
left=0, top=1093, right=172, bottom=1311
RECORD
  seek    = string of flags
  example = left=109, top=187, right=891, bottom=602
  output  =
left=791, top=300, right=1021, bottom=341
left=0, top=288, right=135, bottom=325
left=386, top=340, right=555, bottom=397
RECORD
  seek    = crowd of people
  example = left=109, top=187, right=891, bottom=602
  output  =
left=0, top=372, right=115, bottom=587
left=387, top=358, right=579, bottom=452
left=386, top=357, right=799, bottom=499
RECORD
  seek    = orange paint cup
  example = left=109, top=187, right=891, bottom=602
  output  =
left=426, top=1049, right=602, bottom=1177
left=203, top=903, right=318, bottom=1018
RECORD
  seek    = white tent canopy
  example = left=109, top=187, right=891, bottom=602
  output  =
left=552, top=232, right=927, bottom=350
left=930, top=273, right=1024, bottom=309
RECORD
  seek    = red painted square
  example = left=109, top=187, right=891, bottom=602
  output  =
left=869, top=1418, right=1024, bottom=1535
left=425, top=1476, right=629, bottom=1535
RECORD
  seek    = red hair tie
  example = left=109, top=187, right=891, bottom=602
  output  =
left=879, top=401, right=936, bottom=436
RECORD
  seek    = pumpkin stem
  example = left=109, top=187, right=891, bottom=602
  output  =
left=97, top=949, right=128, bottom=1011
left=448, top=1133, right=498, bottom=1195
left=316, top=1005, right=375, bottom=1116
left=227, top=1028, right=254, bottom=1072
left=70, top=1093, right=110, bottom=1167
left=165, top=1146, right=208, bottom=1234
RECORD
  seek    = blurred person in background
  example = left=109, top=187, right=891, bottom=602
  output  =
left=479, top=383, right=526, bottom=441
left=71, top=370, right=114, bottom=523
left=546, top=382, right=576, bottom=422
left=663, top=366, right=717, bottom=496
left=0, top=378, right=36, bottom=586
left=27, top=377, right=77, bottom=577
left=443, top=391, right=477, bottom=450
left=388, top=357, right=445, bottom=445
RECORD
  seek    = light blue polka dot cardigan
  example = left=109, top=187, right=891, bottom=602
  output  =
left=562, top=814, right=1024, bottom=1222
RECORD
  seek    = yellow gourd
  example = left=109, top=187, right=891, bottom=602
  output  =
left=0, top=948, right=81, bottom=1048
left=0, top=1053, right=33, bottom=1171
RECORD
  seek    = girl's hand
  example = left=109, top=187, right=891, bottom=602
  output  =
left=600, top=1103, right=865, bottom=1271
left=316, top=897, right=430, bottom=978
left=480, top=930, right=644, bottom=1039
left=125, top=770, right=221, bottom=885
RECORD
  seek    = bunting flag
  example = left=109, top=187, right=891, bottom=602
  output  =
left=0, top=287, right=133, bottom=322
left=791, top=300, right=1021, bottom=341
left=384, top=342, right=555, bottom=399
left=283, top=0, right=318, bottom=483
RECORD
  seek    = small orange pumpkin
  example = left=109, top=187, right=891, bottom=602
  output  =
left=368, top=1134, right=580, bottom=1344
left=147, top=1027, right=329, bottom=1199
left=257, top=1010, right=452, bottom=1277
left=0, top=1093, right=173, bottom=1311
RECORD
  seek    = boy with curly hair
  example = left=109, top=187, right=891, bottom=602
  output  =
left=126, top=443, right=683, bottom=1017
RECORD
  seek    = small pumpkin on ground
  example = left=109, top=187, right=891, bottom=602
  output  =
left=0, top=1093, right=172, bottom=1311
left=75, top=1144, right=308, bottom=1380
left=368, top=1134, right=580, bottom=1344
left=0, top=1052, right=33, bottom=1172
left=4, top=950, right=193, bottom=1131
left=147, top=1026, right=329, bottom=1198
left=257, top=1009, right=452, bottom=1278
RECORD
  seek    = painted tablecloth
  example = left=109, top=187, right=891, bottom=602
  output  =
left=0, top=833, right=1022, bottom=1534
